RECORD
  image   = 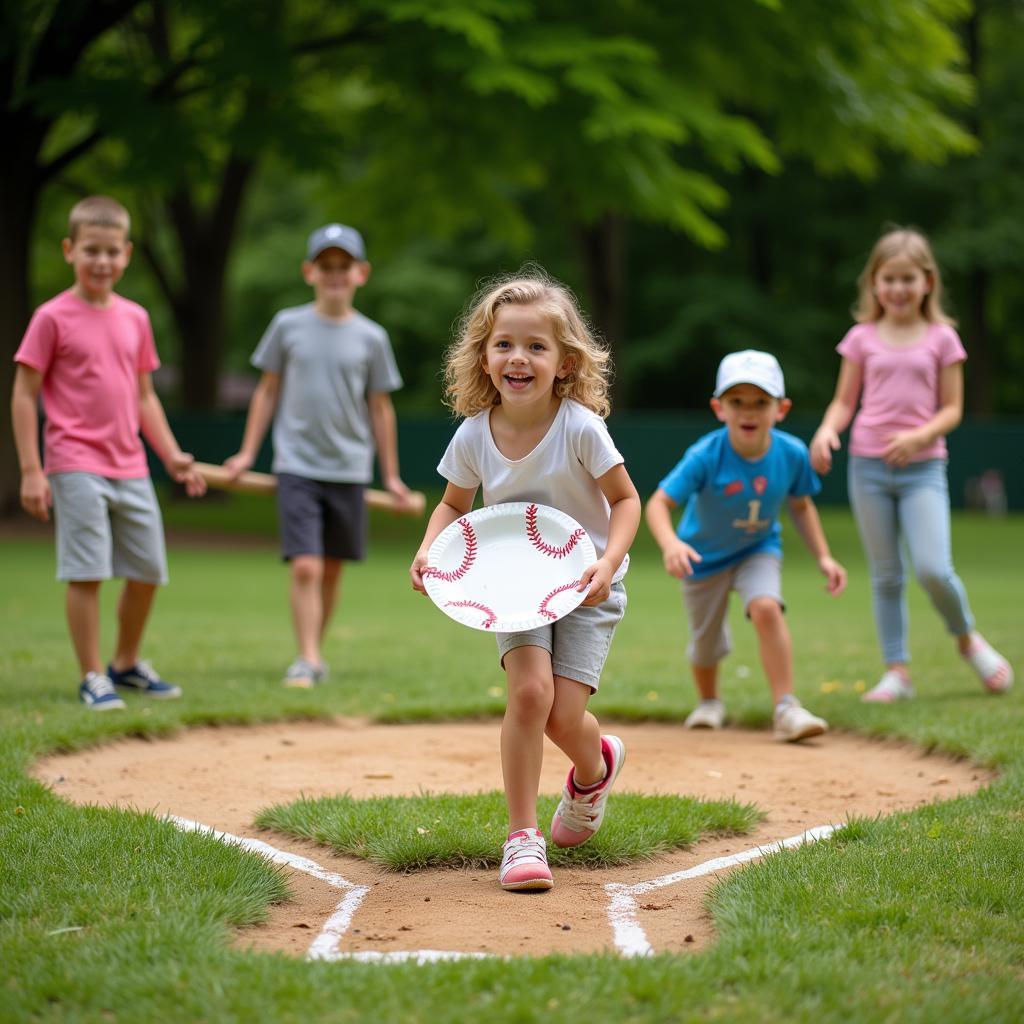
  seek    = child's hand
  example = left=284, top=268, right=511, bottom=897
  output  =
left=166, top=452, right=207, bottom=497
left=662, top=540, right=701, bottom=579
left=409, top=551, right=430, bottom=594
left=384, top=475, right=416, bottom=512
left=882, top=429, right=926, bottom=467
left=20, top=468, right=52, bottom=523
left=578, top=558, right=614, bottom=605
left=819, top=556, right=847, bottom=596
left=223, top=452, right=254, bottom=480
left=810, top=428, right=840, bottom=474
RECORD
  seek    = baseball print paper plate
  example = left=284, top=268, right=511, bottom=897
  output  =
left=423, top=502, right=597, bottom=632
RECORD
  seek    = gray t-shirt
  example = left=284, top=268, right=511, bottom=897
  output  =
left=251, top=304, right=402, bottom=483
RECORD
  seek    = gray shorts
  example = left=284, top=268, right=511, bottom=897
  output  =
left=496, top=582, right=627, bottom=692
left=50, top=472, right=168, bottom=584
left=682, top=553, right=783, bottom=666
left=276, top=473, right=367, bottom=561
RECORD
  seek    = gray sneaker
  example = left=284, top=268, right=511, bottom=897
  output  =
left=684, top=699, right=726, bottom=730
left=773, top=699, right=827, bottom=742
left=283, top=657, right=327, bottom=689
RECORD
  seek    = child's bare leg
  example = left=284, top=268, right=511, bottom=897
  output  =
left=110, top=579, right=158, bottom=670
left=748, top=596, right=792, bottom=704
left=66, top=580, right=103, bottom=677
left=501, top=646, right=554, bottom=831
left=289, top=554, right=325, bottom=665
left=319, top=557, right=344, bottom=641
left=692, top=663, right=719, bottom=700
left=545, top=676, right=604, bottom=785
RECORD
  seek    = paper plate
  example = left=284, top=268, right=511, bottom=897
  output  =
left=423, top=502, right=597, bottom=632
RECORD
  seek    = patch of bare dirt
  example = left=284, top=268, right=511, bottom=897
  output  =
left=31, top=720, right=990, bottom=958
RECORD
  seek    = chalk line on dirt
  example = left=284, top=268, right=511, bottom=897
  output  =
left=168, top=815, right=836, bottom=961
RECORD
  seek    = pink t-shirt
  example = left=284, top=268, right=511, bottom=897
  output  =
left=14, top=290, right=160, bottom=478
left=837, top=321, right=966, bottom=462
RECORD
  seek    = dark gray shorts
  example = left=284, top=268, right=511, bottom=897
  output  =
left=276, top=474, right=367, bottom=561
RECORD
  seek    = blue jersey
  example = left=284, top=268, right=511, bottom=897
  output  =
left=657, top=427, right=820, bottom=578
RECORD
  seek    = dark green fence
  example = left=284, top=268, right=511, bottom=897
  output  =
left=166, top=412, right=1024, bottom=511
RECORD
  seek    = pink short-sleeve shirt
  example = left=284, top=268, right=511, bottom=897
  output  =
left=837, top=321, right=966, bottom=462
left=14, top=290, right=160, bottom=478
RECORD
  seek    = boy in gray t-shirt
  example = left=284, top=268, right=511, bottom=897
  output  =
left=225, top=224, right=413, bottom=687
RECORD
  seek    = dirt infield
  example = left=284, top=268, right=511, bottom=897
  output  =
left=32, top=720, right=989, bottom=959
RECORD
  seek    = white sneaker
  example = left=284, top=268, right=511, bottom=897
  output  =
left=499, top=828, right=553, bottom=891
left=862, top=670, right=914, bottom=703
left=551, top=735, right=625, bottom=848
left=773, top=699, right=827, bottom=742
left=685, top=699, right=726, bottom=730
left=282, top=657, right=327, bottom=688
left=963, top=636, right=1013, bottom=694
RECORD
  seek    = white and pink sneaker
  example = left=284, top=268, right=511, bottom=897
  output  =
left=550, top=735, right=625, bottom=848
left=964, top=635, right=1013, bottom=693
left=499, top=828, right=554, bottom=891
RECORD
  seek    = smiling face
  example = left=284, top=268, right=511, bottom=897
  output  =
left=873, top=254, right=932, bottom=324
left=62, top=225, right=132, bottom=305
left=711, top=383, right=791, bottom=459
left=302, top=247, right=370, bottom=312
left=481, top=302, right=572, bottom=411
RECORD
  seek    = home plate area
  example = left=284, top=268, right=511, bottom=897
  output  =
left=31, top=720, right=988, bottom=959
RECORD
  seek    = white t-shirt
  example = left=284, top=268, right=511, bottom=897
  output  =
left=437, top=399, right=629, bottom=580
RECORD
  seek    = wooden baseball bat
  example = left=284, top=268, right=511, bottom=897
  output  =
left=193, top=462, right=426, bottom=516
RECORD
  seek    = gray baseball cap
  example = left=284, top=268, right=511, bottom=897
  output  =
left=306, top=223, right=366, bottom=262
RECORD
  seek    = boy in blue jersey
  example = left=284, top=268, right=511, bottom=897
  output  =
left=645, top=350, right=847, bottom=742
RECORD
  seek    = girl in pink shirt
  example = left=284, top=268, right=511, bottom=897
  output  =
left=810, top=227, right=1012, bottom=701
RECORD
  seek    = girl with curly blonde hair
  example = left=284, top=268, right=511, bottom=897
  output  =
left=411, top=266, right=640, bottom=893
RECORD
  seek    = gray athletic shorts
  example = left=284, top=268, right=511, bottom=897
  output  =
left=496, top=582, right=627, bottom=692
left=276, top=473, right=367, bottom=561
left=682, top=552, right=783, bottom=666
left=50, top=472, right=168, bottom=584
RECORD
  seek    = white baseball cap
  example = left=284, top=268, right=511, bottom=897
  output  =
left=714, top=349, right=786, bottom=399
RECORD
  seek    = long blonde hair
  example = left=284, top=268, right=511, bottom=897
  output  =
left=854, top=227, right=955, bottom=325
left=443, top=267, right=612, bottom=418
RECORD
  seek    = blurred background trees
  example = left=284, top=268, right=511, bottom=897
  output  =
left=4, top=0, right=1023, bottom=513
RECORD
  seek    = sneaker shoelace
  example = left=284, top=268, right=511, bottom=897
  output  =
left=133, top=660, right=160, bottom=683
left=87, top=673, right=118, bottom=698
left=556, top=785, right=603, bottom=832
left=504, top=833, right=547, bottom=867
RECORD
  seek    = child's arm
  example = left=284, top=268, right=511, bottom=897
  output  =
left=409, top=482, right=477, bottom=593
left=786, top=495, right=847, bottom=595
left=368, top=391, right=414, bottom=509
left=10, top=364, right=51, bottom=522
left=882, top=362, right=963, bottom=467
left=645, top=488, right=702, bottom=578
left=578, top=464, right=641, bottom=606
left=810, top=357, right=863, bottom=474
left=137, top=373, right=206, bottom=497
left=224, top=371, right=280, bottom=478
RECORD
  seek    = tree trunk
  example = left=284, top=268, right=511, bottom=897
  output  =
left=0, top=152, right=43, bottom=516
left=573, top=212, right=626, bottom=358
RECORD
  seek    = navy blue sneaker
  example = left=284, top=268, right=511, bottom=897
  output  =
left=80, top=672, right=126, bottom=711
left=107, top=660, right=182, bottom=699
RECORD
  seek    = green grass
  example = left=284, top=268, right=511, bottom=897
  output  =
left=1, top=503, right=1023, bottom=1023
left=255, top=791, right=761, bottom=870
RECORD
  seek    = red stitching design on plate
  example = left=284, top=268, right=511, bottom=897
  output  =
left=538, top=581, right=581, bottom=620
left=445, top=600, right=497, bottom=629
left=525, top=503, right=586, bottom=559
left=422, top=518, right=477, bottom=582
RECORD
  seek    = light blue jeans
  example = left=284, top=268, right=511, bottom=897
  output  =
left=848, top=456, right=973, bottom=665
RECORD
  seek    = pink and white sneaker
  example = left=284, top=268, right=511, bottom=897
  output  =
left=963, top=635, right=1014, bottom=694
left=499, top=828, right=554, bottom=891
left=551, top=735, right=625, bottom=848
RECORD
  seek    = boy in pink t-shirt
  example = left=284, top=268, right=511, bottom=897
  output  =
left=11, top=195, right=206, bottom=710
